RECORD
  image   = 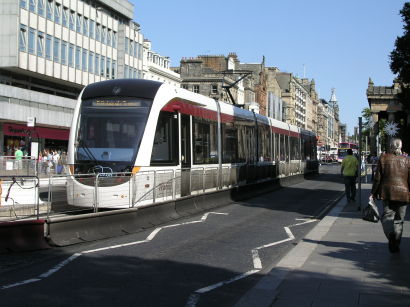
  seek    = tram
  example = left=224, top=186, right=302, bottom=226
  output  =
left=67, top=79, right=318, bottom=208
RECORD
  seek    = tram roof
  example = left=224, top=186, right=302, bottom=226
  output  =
left=81, top=79, right=163, bottom=100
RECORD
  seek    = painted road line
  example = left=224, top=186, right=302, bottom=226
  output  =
left=0, top=212, right=228, bottom=290
left=185, top=218, right=317, bottom=307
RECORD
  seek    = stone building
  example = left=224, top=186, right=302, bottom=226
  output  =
left=276, top=73, right=317, bottom=129
left=237, top=58, right=267, bottom=115
left=300, top=78, right=319, bottom=133
left=0, top=0, right=146, bottom=155
left=327, top=89, right=340, bottom=147
left=366, top=78, right=409, bottom=153
left=265, top=67, right=284, bottom=121
left=315, top=89, right=340, bottom=148
left=172, top=53, right=255, bottom=108
left=143, top=39, right=181, bottom=87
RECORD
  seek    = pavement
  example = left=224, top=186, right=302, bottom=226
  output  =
left=235, top=182, right=410, bottom=307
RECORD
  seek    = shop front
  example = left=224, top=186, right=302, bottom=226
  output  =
left=2, top=123, right=69, bottom=157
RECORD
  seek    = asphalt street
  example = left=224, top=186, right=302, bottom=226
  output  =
left=0, top=164, right=344, bottom=307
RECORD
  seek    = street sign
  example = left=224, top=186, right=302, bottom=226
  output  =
left=27, top=117, right=36, bottom=127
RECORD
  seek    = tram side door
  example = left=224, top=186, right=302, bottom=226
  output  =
left=181, top=114, right=191, bottom=196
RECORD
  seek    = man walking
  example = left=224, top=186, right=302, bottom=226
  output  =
left=14, top=147, right=23, bottom=170
left=371, top=138, right=410, bottom=253
left=341, top=149, right=359, bottom=205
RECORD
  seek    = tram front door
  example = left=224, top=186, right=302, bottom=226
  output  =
left=181, top=114, right=191, bottom=197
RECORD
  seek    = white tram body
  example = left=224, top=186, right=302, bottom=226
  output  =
left=67, top=79, right=318, bottom=208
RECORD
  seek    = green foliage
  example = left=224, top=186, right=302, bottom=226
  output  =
left=390, top=2, right=410, bottom=110
left=360, top=107, right=372, bottom=136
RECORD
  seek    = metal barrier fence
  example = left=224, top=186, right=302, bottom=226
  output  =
left=0, top=175, right=40, bottom=221
left=0, top=156, right=69, bottom=177
left=0, top=161, right=314, bottom=221
left=0, top=156, right=37, bottom=176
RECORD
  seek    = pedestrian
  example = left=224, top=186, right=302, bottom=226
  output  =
left=14, top=147, right=23, bottom=170
left=371, top=138, right=410, bottom=253
left=370, top=154, right=378, bottom=180
left=341, top=148, right=359, bottom=206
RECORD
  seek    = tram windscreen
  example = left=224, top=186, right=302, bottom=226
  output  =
left=74, top=97, right=152, bottom=173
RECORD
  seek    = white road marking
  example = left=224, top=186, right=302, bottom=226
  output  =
left=0, top=212, right=228, bottom=290
left=185, top=218, right=318, bottom=307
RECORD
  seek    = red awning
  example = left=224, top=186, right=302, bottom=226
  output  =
left=3, top=123, right=69, bottom=140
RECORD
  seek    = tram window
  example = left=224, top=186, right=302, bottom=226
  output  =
left=301, top=137, right=306, bottom=161
left=151, top=112, right=178, bottom=165
left=258, top=124, right=271, bottom=162
left=247, top=126, right=257, bottom=163
left=279, top=134, right=285, bottom=161
left=290, top=137, right=300, bottom=160
left=222, top=122, right=238, bottom=163
left=193, top=118, right=218, bottom=164
left=237, top=123, right=247, bottom=163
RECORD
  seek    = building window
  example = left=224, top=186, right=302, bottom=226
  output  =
left=95, top=23, right=101, bottom=41
left=112, top=32, right=117, bottom=48
left=88, top=51, right=94, bottom=73
left=45, top=34, right=52, bottom=59
left=83, top=17, right=88, bottom=36
left=124, top=65, right=129, bottom=78
left=28, top=28, right=36, bottom=54
left=54, top=3, right=61, bottom=24
left=62, top=7, right=68, bottom=27
left=193, top=85, right=199, bottom=93
left=181, top=84, right=188, bottom=90
left=95, top=53, right=100, bottom=76
left=37, top=31, right=44, bottom=57
left=20, top=0, right=27, bottom=10
left=82, top=48, right=87, bottom=71
left=69, top=10, right=75, bottom=31
left=75, top=46, right=81, bottom=69
left=139, top=43, right=143, bottom=59
left=134, top=42, right=141, bottom=58
left=111, top=60, right=116, bottom=79
left=46, top=0, right=53, bottom=20
left=29, top=0, right=36, bottom=12
left=68, top=43, right=74, bottom=67
left=107, top=30, right=111, bottom=46
left=19, top=25, right=27, bottom=52
left=37, top=0, right=44, bottom=16
left=106, top=58, right=111, bottom=78
left=53, top=37, right=60, bottom=62
left=61, top=41, right=67, bottom=65
left=211, top=85, right=218, bottom=94
left=101, top=26, right=106, bottom=44
left=89, top=20, right=94, bottom=39
left=100, top=55, right=105, bottom=76
left=129, top=40, right=134, bottom=57
left=76, top=14, right=82, bottom=33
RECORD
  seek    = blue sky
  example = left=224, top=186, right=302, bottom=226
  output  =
left=131, top=0, right=407, bottom=135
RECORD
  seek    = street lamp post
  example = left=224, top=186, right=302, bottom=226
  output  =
left=358, top=117, right=362, bottom=211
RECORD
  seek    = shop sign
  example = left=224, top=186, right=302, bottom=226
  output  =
left=3, top=123, right=69, bottom=140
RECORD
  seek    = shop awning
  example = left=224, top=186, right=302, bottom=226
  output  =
left=3, top=123, right=69, bottom=141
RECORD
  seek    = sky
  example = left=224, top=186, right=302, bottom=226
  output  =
left=130, top=0, right=407, bottom=135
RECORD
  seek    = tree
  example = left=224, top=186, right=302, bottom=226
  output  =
left=390, top=2, right=410, bottom=153
left=390, top=2, right=410, bottom=111
left=361, top=107, right=372, bottom=135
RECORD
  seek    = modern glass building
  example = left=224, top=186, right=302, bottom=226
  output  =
left=0, top=0, right=144, bottom=154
